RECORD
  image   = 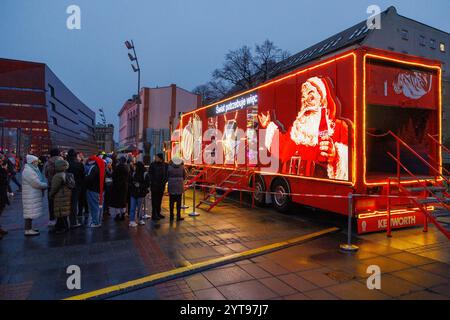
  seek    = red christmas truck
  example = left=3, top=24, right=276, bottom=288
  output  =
left=174, top=46, right=449, bottom=235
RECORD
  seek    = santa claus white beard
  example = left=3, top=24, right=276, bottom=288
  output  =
left=290, top=110, right=321, bottom=146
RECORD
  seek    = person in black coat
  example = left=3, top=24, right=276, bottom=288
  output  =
left=67, top=149, right=84, bottom=228
left=110, top=156, right=130, bottom=221
left=128, top=161, right=150, bottom=227
left=0, top=156, right=10, bottom=239
left=148, top=153, right=167, bottom=221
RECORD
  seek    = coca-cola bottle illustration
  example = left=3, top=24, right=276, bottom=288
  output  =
left=317, top=106, right=329, bottom=163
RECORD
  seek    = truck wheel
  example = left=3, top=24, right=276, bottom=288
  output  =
left=271, top=179, right=291, bottom=213
left=252, top=175, right=266, bottom=207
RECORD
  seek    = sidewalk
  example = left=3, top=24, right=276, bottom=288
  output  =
left=1, top=188, right=449, bottom=300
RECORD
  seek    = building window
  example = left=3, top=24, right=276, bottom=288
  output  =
left=50, top=101, right=56, bottom=112
left=430, top=39, right=436, bottom=49
left=400, top=29, right=409, bottom=40
left=419, top=35, right=426, bottom=46
left=440, top=42, right=446, bottom=52
left=49, top=84, right=55, bottom=97
left=52, top=117, right=58, bottom=126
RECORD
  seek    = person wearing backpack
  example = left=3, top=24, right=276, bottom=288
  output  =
left=49, top=159, right=73, bottom=234
left=128, top=161, right=150, bottom=227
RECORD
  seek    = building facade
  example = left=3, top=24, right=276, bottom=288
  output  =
left=118, top=84, right=200, bottom=163
left=95, top=124, right=115, bottom=153
left=0, top=58, right=96, bottom=156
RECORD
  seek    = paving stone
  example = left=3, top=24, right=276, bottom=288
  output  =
left=217, top=280, right=278, bottom=300
left=387, top=252, right=436, bottom=266
left=256, top=260, right=290, bottom=276
left=297, top=269, right=339, bottom=288
left=359, top=273, right=423, bottom=298
left=303, top=289, right=339, bottom=300
left=359, top=256, right=411, bottom=273
left=391, top=268, right=448, bottom=288
left=185, top=274, right=214, bottom=291
left=324, top=280, right=390, bottom=300
left=397, top=290, right=449, bottom=300
left=418, top=262, right=450, bottom=279
left=258, top=277, right=297, bottom=296
left=239, top=263, right=272, bottom=279
left=202, top=266, right=253, bottom=287
left=282, top=292, right=310, bottom=300
left=428, top=283, right=450, bottom=298
left=278, top=273, right=318, bottom=292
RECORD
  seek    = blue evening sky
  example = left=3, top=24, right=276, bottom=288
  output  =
left=1, top=0, right=449, bottom=140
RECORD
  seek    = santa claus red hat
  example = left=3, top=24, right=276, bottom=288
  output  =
left=304, top=76, right=340, bottom=120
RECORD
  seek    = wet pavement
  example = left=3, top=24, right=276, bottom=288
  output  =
left=1, top=186, right=449, bottom=300
left=1, top=187, right=326, bottom=300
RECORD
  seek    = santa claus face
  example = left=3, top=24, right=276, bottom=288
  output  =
left=301, top=82, right=322, bottom=109
left=290, top=83, right=323, bottom=146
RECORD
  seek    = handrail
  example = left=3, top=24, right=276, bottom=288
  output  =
left=428, top=133, right=450, bottom=155
left=387, top=152, right=450, bottom=239
left=387, top=152, right=449, bottom=210
left=387, top=130, right=449, bottom=184
left=427, top=153, right=450, bottom=176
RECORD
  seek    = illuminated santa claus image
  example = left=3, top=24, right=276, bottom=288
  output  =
left=259, top=76, right=349, bottom=180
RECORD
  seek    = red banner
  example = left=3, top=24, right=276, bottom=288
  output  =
left=366, top=63, right=437, bottom=109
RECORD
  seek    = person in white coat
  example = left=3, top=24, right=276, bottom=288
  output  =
left=22, top=154, right=48, bottom=236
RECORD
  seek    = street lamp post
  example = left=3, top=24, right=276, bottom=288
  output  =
left=125, top=40, right=142, bottom=153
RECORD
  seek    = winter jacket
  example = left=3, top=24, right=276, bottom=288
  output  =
left=167, top=161, right=185, bottom=195
left=129, top=171, right=150, bottom=198
left=67, top=157, right=85, bottom=191
left=109, top=163, right=130, bottom=208
left=0, top=166, right=9, bottom=210
left=44, top=155, right=63, bottom=186
left=148, top=161, right=168, bottom=192
left=49, top=160, right=72, bottom=218
left=22, top=163, right=47, bottom=219
left=85, top=163, right=104, bottom=193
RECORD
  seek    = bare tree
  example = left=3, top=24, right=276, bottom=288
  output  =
left=212, top=45, right=256, bottom=90
left=193, top=80, right=230, bottom=105
left=254, top=40, right=290, bottom=81
left=193, top=40, right=289, bottom=103
left=192, top=84, right=215, bottom=105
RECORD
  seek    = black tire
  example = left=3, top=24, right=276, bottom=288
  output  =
left=252, top=175, right=266, bottom=207
left=271, top=178, right=292, bottom=213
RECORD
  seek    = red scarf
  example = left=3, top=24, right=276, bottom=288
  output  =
left=89, top=156, right=105, bottom=207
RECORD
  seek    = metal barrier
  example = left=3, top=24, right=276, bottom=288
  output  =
left=339, top=193, right=359, bottom=253
left=188, top=181, right=200, bottom=217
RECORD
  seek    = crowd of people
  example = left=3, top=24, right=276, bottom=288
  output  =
left=0, top=148, right=186, bottom=239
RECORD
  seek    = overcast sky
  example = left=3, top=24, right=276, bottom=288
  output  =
left=1, top=0, right=449, bottom=141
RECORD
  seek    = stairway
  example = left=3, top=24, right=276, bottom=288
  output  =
left=184, top=167, right=208, bottom=191
left=383, top=130, right=450, bottom=239
left=197, top=168, right=254, bottom=212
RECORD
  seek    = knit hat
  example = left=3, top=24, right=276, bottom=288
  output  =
left=26, top=154, right=38, bottom=164
left=172, top=156, right=183, bottom=166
